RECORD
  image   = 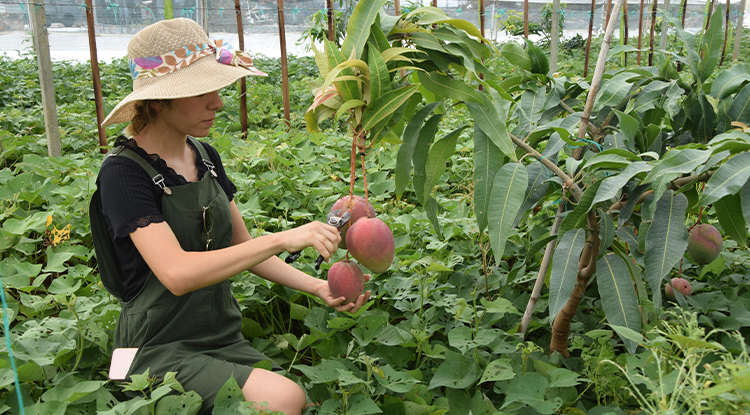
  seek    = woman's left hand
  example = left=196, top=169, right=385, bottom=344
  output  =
left=314, top=275, right=372, bottom=314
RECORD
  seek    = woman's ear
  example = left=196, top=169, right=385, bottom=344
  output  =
left=149, top=100, right=165, bottom=112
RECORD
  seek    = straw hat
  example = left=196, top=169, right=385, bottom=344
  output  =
left=102, top=18, right=266, bottom=127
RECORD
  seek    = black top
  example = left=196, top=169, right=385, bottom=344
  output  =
left=97, top=136, right=237, bottom=301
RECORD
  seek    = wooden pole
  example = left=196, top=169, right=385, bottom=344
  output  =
left=605, top=0, right=613, bottom=28
left=480, top=0, right=485, bottom=37
left=432, top=0, right=437, bottom=6
left=660, top=0, right=670, bottom=51
left=551, top=0, right=559, bottom=72
left=623, top=0, right=629, bottom=66
left=394, top=0, right=401, bottom=15
left=524, top=0, right=529, bottom=38
left=234, top=0, right=248, bottom=136
left=277, top=0, right=291, bottom=126
left=200, top=0, right=208, bottom=34
left=706, top=0, right=716, bottom=32
left=638, top=0, right=645, bottom=64
left=327, top=0, right=334, bottom=42
left=734, top=0, right=747, bottom=61
left=720, top=0, right=730, bottom=65
left=584, top=0, right=596, bottom=77
left=678, top=0, right=688, bottom=70
left=648, top=0, right=658, bottom=65
left=27, top=0, right=61, bottom=157
left=84, top=0, right=107, bottom=153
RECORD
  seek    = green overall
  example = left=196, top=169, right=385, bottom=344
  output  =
left=90, top=137, right=279, bottom=414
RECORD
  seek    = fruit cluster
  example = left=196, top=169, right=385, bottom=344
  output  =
left=327, top=195, right=395, bottom=303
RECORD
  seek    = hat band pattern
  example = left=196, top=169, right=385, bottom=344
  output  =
left=128, top=39, right=267, bottom=80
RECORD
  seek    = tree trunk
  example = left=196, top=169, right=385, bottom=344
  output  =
left=549, top=211, right=600, bottom=356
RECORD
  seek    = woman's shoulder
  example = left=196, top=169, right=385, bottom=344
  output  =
left=98, top=137, right=156, bottom=183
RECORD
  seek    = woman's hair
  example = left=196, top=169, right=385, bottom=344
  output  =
left=125, top=100, right=171, bottom=137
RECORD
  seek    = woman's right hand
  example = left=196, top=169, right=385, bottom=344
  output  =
left=278, top=221, right=341, bottom=261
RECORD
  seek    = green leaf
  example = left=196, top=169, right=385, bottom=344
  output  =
left=523, top=38, right=549, bottom=76
left=413, top=114, right=443, bottom=204
left=633, top=81, right=672, bottom=113
left=295, top=360, right=348, bottom=384
left=514, top=160, right=551, bottom=228
left=423, top=126, right=466, bottom=197
left=596, top=254, right=641, bottom=354
left=714, top=193, right=748, bottom=248
left=742, top=179, right=750, bottom=234
left=701, top=152, right=750, bottom=206
left=516, top=85, right=546, bottom=138
left=667, top=334, right=725, bottom=350
left=473, top=126, right=506, bottom=232
left=549, top=229, right=587, bottom=321
left=598, top=211, right=616, bottom=255
left=326, top=40, right=361, bottom=102
left=488, top=163, right=527, bottom=263
left=361, top=84, right=419, bottom=131
left=341, top=0, right=388, bottom=60
left=593, top=73, right=638, bottom=112
left=409, top=32, right=446, bottom=53
left=500, top=42, right=531, bottom=70
left=395, top=102, right=441, bottom=198
left=335, top=99, right=367, bottom=121
left=502, top=373, right=560, bottom=414
left=367, top=45, right=390, bottom=105
left=560, top=180, right=603, bottom=236
left=417, top=72, right=483, bottom=104
left=710, top=63, right=750, bottom=100
left=465, top=96, right=516, bottom=160
left=644, top=191, right=688, bottom=311
left=727, top=82, right=750, bottom=126
left=699, top=10, right=724, bottom=81
left=480, top=359, right=515, bottom=383
left=428, top=349, right=479, bottom=390
left=592, top=162, right=651, bottom=205
left=674, top=23, right=701, bottom=81
left=375, top=365, right=420, bottom=394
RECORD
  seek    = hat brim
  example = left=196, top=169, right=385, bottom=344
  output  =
left=102, top=55, right=266, bottom=127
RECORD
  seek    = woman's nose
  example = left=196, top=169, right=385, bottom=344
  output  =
left=209, top=91, right=223, bottom=110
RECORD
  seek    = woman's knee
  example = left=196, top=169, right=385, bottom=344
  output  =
left=242, top=368, right=306, bottom=415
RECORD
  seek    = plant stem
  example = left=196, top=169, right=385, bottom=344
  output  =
left=576, top=0, right=626, bottom=141
left=520, top=203, right=565, bottom=336
left=510, top=134, right=583, bottom=201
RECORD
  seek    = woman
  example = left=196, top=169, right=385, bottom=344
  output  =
left=89, top=18, right=370, bottom=415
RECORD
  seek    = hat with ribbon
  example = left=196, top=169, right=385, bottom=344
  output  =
left=102, top=18, right=266, bottom=127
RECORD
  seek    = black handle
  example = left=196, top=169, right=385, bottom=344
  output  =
left=285, top=250, right=302, bottom=263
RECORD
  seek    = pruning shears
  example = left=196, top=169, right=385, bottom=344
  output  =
left=285, top=209, right=352, bottom=270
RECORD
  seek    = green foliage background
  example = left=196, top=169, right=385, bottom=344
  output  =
left=1, top=15, right=750, bottom=415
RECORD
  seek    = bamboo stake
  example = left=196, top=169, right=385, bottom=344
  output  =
left=234, top=0, right=247, bottom=137
left=648, top=0, right=658, bottom=65
left=734, top=0, right=747, bottom=61
left=277, top=0, right=291, bottom=127
left=584, top=0, right=596, bottom=77
left=678, top=0, right=688, bottom=70
left=577, top=0, right=626, bottom=141
left=432, top=0, right=437, bottom=7
left=395, top=0, right=400, bottom=15
left=520, top=204, right=565, bottom=336
left=524, top=0, right=529, bottom=38
left=720, top=0, right=730, bottom=65
left=551, top=0, right=559, bottom=73
left=27, top=0, right=61, bottom=157
left=605, top=0, right=613, bottom=29
left=480, top=0, right=485, bottom=38
left=660, top=0, right=670, bottom=51
left=623, top=0, right=629, bottom=66
left=638, top=0, right=645, bottom=64
left=84, top=0, right=106, bottom=153
left=327, top=0, right=334, bottom=42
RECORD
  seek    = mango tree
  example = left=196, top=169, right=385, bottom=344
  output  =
left=305, top=0, right=750, bottom=363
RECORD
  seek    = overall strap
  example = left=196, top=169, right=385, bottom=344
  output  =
left=106, top=145, right=173, bottom=195
left=187, top=136, right=218, bottom=178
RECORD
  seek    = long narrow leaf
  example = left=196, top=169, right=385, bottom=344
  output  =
left=341, top=0, right=388, bottom=59
left=714, top=193, right=748, bottom=248
left=361, top=85, right=419, bottom=131
left=549, top=229, right=587, bottom=321
left=466, top=97, right=516, bottom=160
left=413, top=114, right=443, bottom=204
left=488, top=163, right=528, bottom=264
left=701, top=151, right=750, bottom=206
left=417, top=72, right=484, bottom=104
left=474, top=126, right=506, bottom=232
left=395, top=102, right=441, bottom=197
left=423, top=127, right=468, bottom=198
left=644, top=191, right=688, bottom=311
left=368, top=45, right=390, bottom=105
left=596, top=254, right=641, bottom=354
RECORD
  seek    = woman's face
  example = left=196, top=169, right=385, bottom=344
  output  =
left=151, top=91, right=223, bottom=138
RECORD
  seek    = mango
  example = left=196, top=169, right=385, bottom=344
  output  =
left=665, top=277, right=692, bottom=301
left=330, top=195, right=375, bottom=249
left=346, top=217, right=395, bottom=274
left=327, top=259, right=365, bottom=303
left=687, top=224, right=722, bottom=265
